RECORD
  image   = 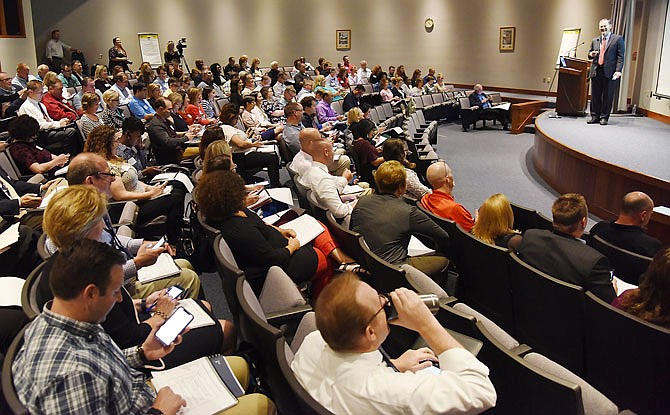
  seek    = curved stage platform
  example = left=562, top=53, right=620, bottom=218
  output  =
left=533, top=113, right=670, bottom=244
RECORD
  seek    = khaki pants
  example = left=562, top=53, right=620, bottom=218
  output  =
left=329, top=153, right=351, bottom=177
left=406, top=254, right=450, bottom=282
left=130, top=259, right=201, bottom=299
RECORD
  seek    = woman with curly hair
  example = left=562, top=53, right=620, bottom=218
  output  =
left=471, top=193, right=522, bottom=249
left=84, top=125, right=186, bottom=244
left=612, top=247, right=670, bottom=328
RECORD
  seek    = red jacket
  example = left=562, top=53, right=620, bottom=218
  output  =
left=41, top=93, right=78, bottom=122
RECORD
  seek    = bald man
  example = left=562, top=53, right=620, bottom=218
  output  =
left=466, top=84, right=509, bottom=131
left=589, top=191, right=662, bottom=257
left=421, top=161, right=475, bottom=231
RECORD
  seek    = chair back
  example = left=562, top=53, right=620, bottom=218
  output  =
left=584, top=291, right=670, bottom=414
left=213, top=234, right=244, bottom=325
left=292, top=177, right=314, bottom=215
left=589, top=235, right=652, bottom=285
left=196, top=210, right=221, bottom=244
left=490, top=92, right=502, bottom=104
left=459, top=97, right=471, bottom=109
left=369, top=107, right=380, bottom=124
left=416, top=201, right=463, bottom=265
left=36, top=233, right=50, bottom=261
left=331, top=100, right=343, bottom=115
left=325, top=211, right=365, bottom=265
left=509, top=252, right=586, bottom=375
left=381, top=102, right=394, bottom=118
left=432, top=93, right=444, bottom=104
left=359, top=238, right=410, bottom=294
left=511, top=202, right=540, bottom=232
left=21, top=262, right=48, bottom=320
left=421, top=95, right=433, bottom=107
left=120, top=105, right=131, bottom=118
left=454, top=226, right=515, bottom=334
left=275, top=338, right=335, bottom=415
left=0, top=150, right=21, bottom=180
left=1, top=324, right=29, bottom=415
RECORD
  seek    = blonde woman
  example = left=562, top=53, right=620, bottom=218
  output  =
left=100, top=89, right=124, bottom=128
left=471, top=193, right=522, bottom=249
left=94, top=65, right=113, bottom=92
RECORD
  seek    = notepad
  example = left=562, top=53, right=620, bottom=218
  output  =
left=151, top=354, right=244, bottom=414
left=151, top=172, right=194, bottom=193
left=137, top=253, right=181, bottom=283
left=613, top=276, right=638, bottom=296
left=342, top=184, right=366, bottom=195
left=279, top=214, right=324, bottom=245
left=0, top=222, right=20, bottom=254
left=408, top=235, right=436, bottom=257
left=149, top=185, right=173, bottom=200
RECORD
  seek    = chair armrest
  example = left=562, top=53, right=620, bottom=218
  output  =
left=266, top=304, right=313, bottom=327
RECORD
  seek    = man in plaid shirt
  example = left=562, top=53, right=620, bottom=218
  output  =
left=12, top=240, right=186, bottom=415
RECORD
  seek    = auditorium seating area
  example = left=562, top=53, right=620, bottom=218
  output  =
left=1, top=52, right=667, bottom=415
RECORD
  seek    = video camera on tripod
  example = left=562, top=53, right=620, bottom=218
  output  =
left=176, top=38, right=187, bottom=56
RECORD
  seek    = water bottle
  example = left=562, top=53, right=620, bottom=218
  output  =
left=383, top=293, right=440, bottom=321
left=632, top=104, right=637, bottom=116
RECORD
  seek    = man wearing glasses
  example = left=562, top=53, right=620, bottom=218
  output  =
left=292, top=273, right=496, bottom=414
left=0, top=71, right=28, bottom=118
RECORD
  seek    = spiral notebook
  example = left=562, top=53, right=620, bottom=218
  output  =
left=151, top=354, right=244, bottom=414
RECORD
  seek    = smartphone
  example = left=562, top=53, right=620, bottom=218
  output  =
left=166, top=285, right=186, bottom=300
left=155, top=306, right=194, bottom=346
left=149, top=236, right=165, bottom=251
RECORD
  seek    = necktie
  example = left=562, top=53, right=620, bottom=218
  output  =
left=0, top=176, right=18, bottom=199
left=37, top=102, right=52, bottom=122
left=379, top=347, right=400, bottom=372
left=103, top=215, right=132, bottom=258
left=599, top=36, right=606, bottom=66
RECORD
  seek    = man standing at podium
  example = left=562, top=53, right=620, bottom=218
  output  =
left=587, top=18, right=624, bottom=126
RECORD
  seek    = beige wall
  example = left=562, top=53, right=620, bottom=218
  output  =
left=0, top=0, right=37, bottom=73
left=635, top=0, right=670, bottom=116
left=31, top=0, right=611, bottom=92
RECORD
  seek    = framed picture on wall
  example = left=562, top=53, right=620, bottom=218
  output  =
left=499, top=26, right=515, bottom=52
left=336, top=30, right=351, bottom=50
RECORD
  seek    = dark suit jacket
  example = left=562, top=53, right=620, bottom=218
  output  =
left=342, top=92, right=360, bottom=113
left=518, top=229, right=616, bottom=303
left=588, top=33, right=625, bottom=79
left=146, top=116, right=187, bottom=165
left=0, top=166, right=41, bottom=217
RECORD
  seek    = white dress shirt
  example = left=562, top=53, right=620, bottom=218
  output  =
left=357, top=68, right=372, bottom=84
left=18, top=97, right=61, bottom=130
left=110, top=84, right=133, bottom=105
left=297, top=161, right=351, bottom=219
left=46, top=39, right=72, bottom=60
left=292, top=331, right=497, bottom=415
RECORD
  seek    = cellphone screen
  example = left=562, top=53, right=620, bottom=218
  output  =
left=155, top=307, right=193, bottom=346
left=166, top=285, right=184, bottom=299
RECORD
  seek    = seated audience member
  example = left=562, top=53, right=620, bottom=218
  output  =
left=240, top=73, right=256, bottom=96
left=116, top=117, right=157, bottom=177
left=314, top=76, right=343, bottom=102
left=336, top=66, right=350, bottom=90
left=272, top=71, right=288, bottom=98
left=369, top=64, right=384, bottom=88
left=409, top=78, right=424, bottom=97
left=0, top=71, right=28, bottom=118
left=94, top=65, right=113, bottom=92
left=12, top=63, right=35, bottom=91
left=435, top=73, right=447, bottom=92
left=423, top=67, right=437, bottom=85
left=84, top=125, right=186, bottom=245
left=147, top=97, right=195, bottom=164
left=316, top=91, right=344, bottom=124
left=278, top=85, right=297, bottom=109
left=201, top=139, right=234, bottom=175
left=517, top=193, right=617, bottom=303
left=301, top=96, right=329, bottom=131
left=261, top=86, right=285, bottom=124
left=471, top=193, right=522, bottom=250
left=153, top=65, right=170, bottom=94
left=589, top=191, right=662, bottom=257
left=56, top=63, right=80, bottom=88
left=253, top=75, right=271, bottom=92
left=228, top=76, right=244, bottom=108
left=41, top=79, right=78, bottom=122
left=195, top=170, right=356, bottom=298
left=421, top=161, right=475, bottom=231
left=79, top=92, right=105, bottom=137
left=293, top=61, right=310, bottom=92
left=200, top=86, right=216, bottom=118
left=41, top=187, right=235, bottom=365
left=612, top=247, right=670, bottom=328
left=351, top=119, right=384, bottom=188
left=163, top=76, right=180, bottom=97
left=35, top=64, right=50, bottom=82
left=382, top=138, right=430, bottom=199
left=324, top=67, right=340, bottom=90
left=281, top=102, right=305, bottom=159
left=409, top=68, right=422, bottom=88
left=64, top=152, right=200, bottom=298
left=296, top=79, right=315, bottom=102
left=184, top=87, right=216, bottom=125
left=137, top=62, right=155, bottom=86
left=351, top=161, right=450, bottom=279
left=296, top=129, right=361, bottom=220
left=72, top=77, right=104, bottom=114
left=347, top=64, right=360, bottom=87
left=166, top=92, right=191, bottom=133
left=292, top=273, right=497, bottom=415
left=240, top=95, right=283, bottom=143
left=357, top=60, right=372, bottom=84
left=210, top=63, right=224, bottom=86
left=13, top=239, right=189, bottom=415
left=343, top=84, right=365, bottom=113
left=18, top=80, right=80, bottom=155
left=197, top=68, right=224, bottom=98
left=218, top=103, right=281, bottom=188
left=146, top=83, right=162, bottom=108
left=380, top=78, right=402, bottom=104
left=7, top=114, right=69, bottom=176
left=423, top=75, right=436, bottom=94
left=468, top=84, right=509, bottom=130
left=250, top=91, right=280, bottom=130
left=100, top=89, right=124, bottom=129
left=128, top=82, right=156, bottom=121
left=110, top=72, right=133, bottom=105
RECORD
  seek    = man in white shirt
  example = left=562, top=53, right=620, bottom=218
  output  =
left=297, top=128, right=355, bottom=220
left=72, top=77, right=104, bottom=113
left=110, top=73, right=133, bottom=105
left=12, top=63, right=36, bottom=91
left=292, top=273, right=497, bottom=415
left=357, top=60, right=372, bottom=84
left=272, top=72, right=289, bottom=98
left=296, top=79, right=315, bottom=102
left=18, top=80, right=80, bottom=155
left=45, top=29, right=78, bottom=72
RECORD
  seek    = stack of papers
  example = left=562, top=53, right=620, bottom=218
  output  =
left=408, top=235, right=436, bottom=257
left=151, top=172, right=194, bottom=193
left=279, top=214, right=324, bottom=245
left=178, top=298, right=216, bottom=329
left=137, top=253, right=181, bottom=283
left=0, top=223, right=20, bottom=254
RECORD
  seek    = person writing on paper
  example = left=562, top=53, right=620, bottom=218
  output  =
left=587, top=18, right=625, bottom=126
left=40, top=186, right=236, bottom=367
left=65, top=152, right=201, bottom=300
left=7, top=114, right=69, bottom=176
left=84, top=125, right=187, bottom=245
left=13, top=239, right=188, bottom=415
left=195, top=170, right=359, bottom=299
left=292, top=273, right=496, bottom=415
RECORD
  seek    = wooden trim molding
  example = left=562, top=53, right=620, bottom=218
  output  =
left=449, top=83, right=557, bottom=98
left=637, top=107, right=670, bottom=125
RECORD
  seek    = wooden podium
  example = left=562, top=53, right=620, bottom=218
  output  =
left=556, top=57, right=590, bottom=116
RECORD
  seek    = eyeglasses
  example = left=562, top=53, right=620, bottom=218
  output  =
left=95, top=171, right=117, bottom=178
left=364, top=294, right=390, bottom=329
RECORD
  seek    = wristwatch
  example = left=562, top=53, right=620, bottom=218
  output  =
left=146, top=408, right=163, bottom=415
left=137, top=345, right=148, bottom=363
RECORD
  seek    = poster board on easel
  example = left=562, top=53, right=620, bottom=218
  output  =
left=138, top=33, right=162, bottom=68
left=556, top=28, right=581, bottom=67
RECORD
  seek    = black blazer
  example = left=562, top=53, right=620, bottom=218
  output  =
left=0, top=166, right=40, bottom=217
left=588, top=33, right=625, bottom=79
left=342, top=92, right=360, bottom=113
left=517, top=229, right=616, bottom=303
